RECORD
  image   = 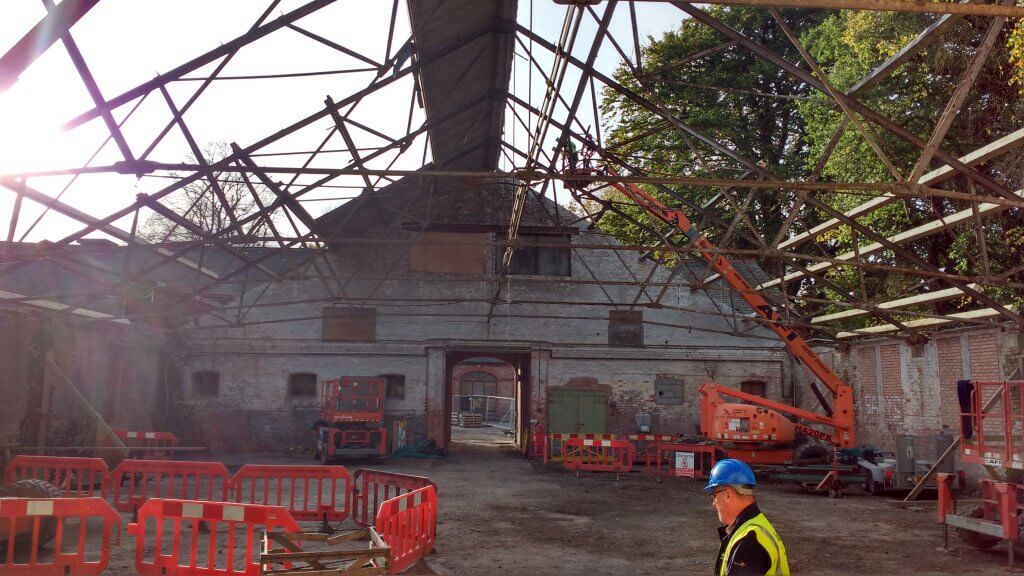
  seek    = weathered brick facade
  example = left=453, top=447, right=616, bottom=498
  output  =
left=174, top=180, right=799, bottom=450
left=0, top=307, right=166, bottom=453
left=833, top=327, right=1023, bottom=467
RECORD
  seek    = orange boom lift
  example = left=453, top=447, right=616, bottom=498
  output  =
left=561, top=148, right=854, bottom=466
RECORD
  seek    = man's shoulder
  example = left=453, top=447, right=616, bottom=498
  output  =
left=726, top=531, right=773, bottom=576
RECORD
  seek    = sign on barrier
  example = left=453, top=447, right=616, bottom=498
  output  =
left=562, top=438, right=635, bottom=478
left=0, top=496, right=121, bottom=576
left=229, top=464, right=351, bottom=525
left=352, top=469, right=436, bottom=528
left=112, top=429, right=179, bottom=460
left=109, top=460, right=229, bottom=513
left=375, top=485, right=438, bottom=574
left=645, top=442, right=718, bottom=480
left=3, top=455, right=109, bottom=497
left=128, top=498, right=300, bottom=576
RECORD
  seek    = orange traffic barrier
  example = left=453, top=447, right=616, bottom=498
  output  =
left=229, top=464, right=352, bottom=526
left=3, top=455, right=109, bottom=497
left=375, top=485, right=438, bottom=574
left=352, top=469, right=436, bottom=528
left=562, top=438, right=635, bottom=479
left=0, top=496, right=120, bottom=576
left=108, top=460, right=229, bottom=513
left=112, top=429, right=179, bottom=460
left=128, top=498, right=300, bottom=576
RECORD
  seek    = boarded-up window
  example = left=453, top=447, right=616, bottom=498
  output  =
left=609, top=310, right=643, bottom=346
left=322, top=307, right=376, bottom=341
left=505, top=234, right=571, bottom=276
left=383, top=374, right=406, bottom=399
left=655, top=377, right=684, bottom=405
left=740, top=380, right=767, bottom=397
left=410, top=232, right=487, bottom=274
left=288, top=373, right=317, bottom=397
left=192, top=371, right=220, bottom=397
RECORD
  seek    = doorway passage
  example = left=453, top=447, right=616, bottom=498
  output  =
left=445, top=351, right=529, bottom=449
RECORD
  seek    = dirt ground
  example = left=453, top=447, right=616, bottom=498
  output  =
left=84, top=429, right=1012, bottom=575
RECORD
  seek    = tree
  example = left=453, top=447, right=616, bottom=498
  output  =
left=598, top=7, right=825, bottom=257
left=139, top=142, right=278, bottom=246
left=797, top=9, right=1024, bottom=315
left=598, top=7, right=1024, bottom=325
left=1011, top=19, right=1024, bottom=89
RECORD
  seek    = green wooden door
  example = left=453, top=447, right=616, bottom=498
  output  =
left=547, top=390, right=577, bottom=434
left=547, top=389, right=607, bottom=434
left=576, top=392, right=607, bottom=434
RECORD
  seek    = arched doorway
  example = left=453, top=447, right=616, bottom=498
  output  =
left=445, top=350, right=529, bottom=449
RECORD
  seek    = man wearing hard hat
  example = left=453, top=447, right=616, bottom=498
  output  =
left=705, top=459, right=790, bottom=576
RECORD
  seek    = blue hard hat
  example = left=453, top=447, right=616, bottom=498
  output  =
left=704, top=459, right=756, bottom=492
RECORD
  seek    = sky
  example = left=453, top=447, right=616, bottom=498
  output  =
left=0, top=0, right=685, bottom=243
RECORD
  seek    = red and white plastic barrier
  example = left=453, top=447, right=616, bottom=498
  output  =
left=112, top=429, right=179, bottom=460
left=562, top=438, right=635, bottom=478
left=128, top=499, right=300, bottom=576
left=623, top=434, right=676, bottom=442
left=108, top=460, right=229, bottom=513
left=352, top=469, right=436, bottom=528
left=3, top=455, right=109, bottom=497
left=229, top=464, right=351, bottom=524
left=375, top=485, right=438, bottom=574
left=546, top=433, right=617, bottom=462
left=0, top=496, right=121, bottom=576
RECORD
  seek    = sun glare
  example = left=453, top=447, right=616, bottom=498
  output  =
left=0, top=88, right=85, bottom=175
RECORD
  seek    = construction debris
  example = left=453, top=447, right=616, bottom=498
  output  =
left=260, top=528, right=389, bottom=575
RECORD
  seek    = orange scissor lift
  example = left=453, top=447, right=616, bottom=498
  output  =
left=561, top=149, right=855, bottom=493
left=314, top=377, right=389, bottom=462
left=939, top=380, right=1024, bottom=566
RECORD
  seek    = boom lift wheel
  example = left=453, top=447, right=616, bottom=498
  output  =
left=0, top=479, right=63, bottom=555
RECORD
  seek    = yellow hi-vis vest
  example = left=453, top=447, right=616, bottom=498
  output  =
left=719, top=512, right=790, bottom=576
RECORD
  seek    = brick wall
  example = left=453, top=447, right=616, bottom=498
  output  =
left=840, top=326, right=1020, bottom=464
left=182, top=223, right=790, bottom=450
left=176, top=352, right=429, bottom=451
left=0, top=308, right=165, bottom=458
left=545, top=353, right=785, bottom=437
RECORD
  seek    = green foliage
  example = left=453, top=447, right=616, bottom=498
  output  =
left=601, top=7, right=823, bottom=252
left=1011, top=19, right=1024, bottom=89
left=797, top=9, right=1024, bottom=312
left=599, top=6, right=1024, bottom=325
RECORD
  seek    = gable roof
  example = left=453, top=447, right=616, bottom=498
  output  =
left=313, top=172, right=580, bottom=241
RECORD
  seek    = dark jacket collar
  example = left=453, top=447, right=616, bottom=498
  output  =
left=717, top=502, right=761, bottom=541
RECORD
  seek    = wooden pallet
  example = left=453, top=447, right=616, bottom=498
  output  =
left=457, top=412, right=483, bottom=428
left=260, top=527, right=389, bottom=575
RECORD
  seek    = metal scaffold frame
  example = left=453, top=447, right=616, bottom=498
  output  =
left=0, top=0, right=1021, bottom=342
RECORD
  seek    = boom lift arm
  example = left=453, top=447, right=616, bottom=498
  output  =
left=562, top=152, right=854, bottom=449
